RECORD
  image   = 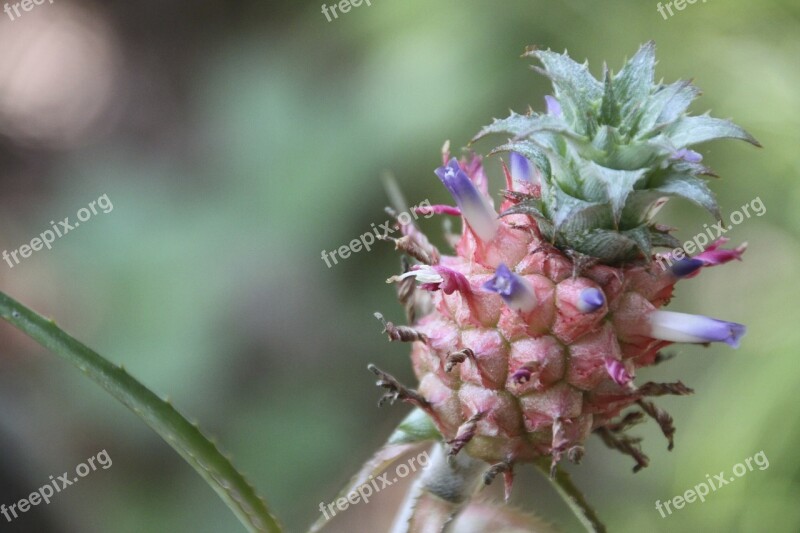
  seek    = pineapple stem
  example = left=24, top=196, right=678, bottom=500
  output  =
left=0, top=291, right=282, bottom=533
left=534, top=459, right=607, bottom=533
left=390, top=442, right=484, bottom=533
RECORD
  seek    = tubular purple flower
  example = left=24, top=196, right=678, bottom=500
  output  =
left=388, top=265, right=470, bottom=295
left=577, top=288, right=605, bottom=313
left=670, top=258, right=705, bottom=278
left=509, top=152, right=533, bottom=183
left=671, top=148, right=703, bottom=163
left=694, top=238, right=747, bottom=266
left=648, top=310, right=746, bottom=348
left=511, top=368, right=533, bottom=385
left=545, top=95, right=562, bottom=117
left=670, top=238, right=747, bottom=279
left=435, top=158, right=498, bottom=242
left=482, top=263, right=537, bottom=312
left=414, top=204, right=462, bottom=217
left=604, top=358, right=632, bottom=386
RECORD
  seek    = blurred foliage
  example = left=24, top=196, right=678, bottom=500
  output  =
left=0, top=0, right=798, bottom=532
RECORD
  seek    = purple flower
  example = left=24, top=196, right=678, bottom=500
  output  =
left=604, top=358, right=632, bottom=386
left=670, top=258, right=705, bottom=278
left=671, top=148, right=703, bottom=164
left=545, top=95, right=562, bottom=117
left=694, top=238, right=747, bottom=266
left=648, top=310, right=746, bottom=348
left=509, top=152, right=533, bottom=183
left=414, top=204, right=462, bottom=217
left=482, top=263, right=537, bottom=312
left=577, top=288, right=605, bottom=313
left=389, top=265, right=470, bottom=295
left=511, top=368, right=533, bottom=385
left=435, top=158, right=498, bottom=242
left=671, top=238, right=747, bottom=279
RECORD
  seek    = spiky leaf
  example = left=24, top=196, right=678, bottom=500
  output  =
left=600, top=68, right=621, bottom=125
left=654, top=173, right=721, bottom=221
left=543, top=184, right=609, bottom=234
left=614, top=41, right=656, bottom=121
left=478, top=43, right=759, bottom=264
left=308, top=408, right=439, bottom=533
left=490, top=140, right=552, bottom=181
left=638, top=80, right=700, bottom=133
left=583, top=162, right=648, bottom=226
left=529, top=49, right=602, bottom=135
left=473, top=111, right=537, bottom=140
left=649, top=228, right=682, bottom=249
left=666, top=115, right=761, bottom=147
left=622, top=225, right=653, bottom=258
left=388, top=407, right=442, bottom=444
left=567, top=229, right=638, bottom=262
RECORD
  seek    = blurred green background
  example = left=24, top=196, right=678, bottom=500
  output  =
left=0, top=0, right=797, bottom=531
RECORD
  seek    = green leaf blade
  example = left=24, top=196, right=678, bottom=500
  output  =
left=666, top=115, right=761, bottom=147
left=529, top=49, right=602, bottom=135
left=0, top=292, right=281, bottom=533
left=310, top=408, right=439, bottom=533
left=655, top=173, right=722, bottom=221
left=614, top=41, right=656, bottom=120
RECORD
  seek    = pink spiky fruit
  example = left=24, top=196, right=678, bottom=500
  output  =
left=376, top=43, right=757, bottom=479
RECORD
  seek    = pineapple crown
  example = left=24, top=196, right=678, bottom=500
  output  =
left=473, top=41, right=760, bottom=264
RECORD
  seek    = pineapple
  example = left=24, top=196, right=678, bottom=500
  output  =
left=374, top=42, right=757, bottom=485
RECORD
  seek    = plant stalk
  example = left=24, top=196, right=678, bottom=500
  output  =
left=390, top=443, right=485, bottom=533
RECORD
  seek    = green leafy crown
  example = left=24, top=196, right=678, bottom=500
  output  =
left=474, top=41, right=760, bottom=264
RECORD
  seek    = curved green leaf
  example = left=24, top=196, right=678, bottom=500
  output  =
left=388, top=407, right=442, bottom=445
left=489, top=140, right=552, bottom=181
left=613, top=41, right=656, bottom=121
left=0, top=291, right=281, bottom=533
left=665, top=114, right=761, bottom=147
left=308, top=408, right=438, bottom=533
left=638, top=79, right=700, bottom=133
left=529, top=49, right=602, bottom=135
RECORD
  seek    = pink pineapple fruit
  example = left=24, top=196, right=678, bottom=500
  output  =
left=370, top=42, right=757, bottom=496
